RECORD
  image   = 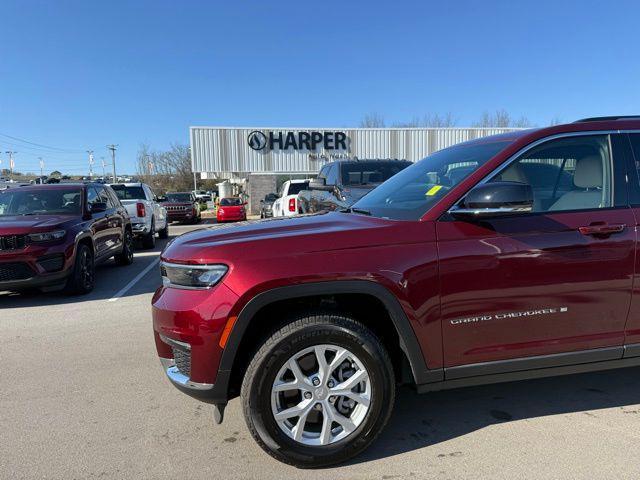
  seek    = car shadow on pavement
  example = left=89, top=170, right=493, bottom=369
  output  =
left=0, top=237, right=175, bottom=309
left=349, top=366, right=640, bottom=464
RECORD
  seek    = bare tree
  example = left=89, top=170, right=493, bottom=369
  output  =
left=136, top=144, right=193, bottom=193
left=474, top=109, right=533, bottom=128
left=359, top=112, right=386, bottom=128
left=548, top=116, right=563, bottom=126
left=390, top=112, right=457, bottom=128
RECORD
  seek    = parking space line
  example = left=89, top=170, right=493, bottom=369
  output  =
left=107, top=258, right=161, bottom=302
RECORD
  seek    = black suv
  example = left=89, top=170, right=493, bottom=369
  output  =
left=0, top=183, right=134, bottom=294
left=298, top=159, right=412, bottom=213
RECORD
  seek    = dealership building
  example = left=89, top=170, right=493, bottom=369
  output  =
left=190, top=126, right=517, bottom=214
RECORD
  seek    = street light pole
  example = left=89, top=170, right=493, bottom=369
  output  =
left=107, top=145, right=118, bottom=182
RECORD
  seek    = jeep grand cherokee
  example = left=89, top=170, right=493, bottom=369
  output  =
left=152, top=116, right=640, bottom=467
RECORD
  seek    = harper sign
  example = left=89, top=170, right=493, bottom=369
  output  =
left=248, top=130, right=348, bottom=152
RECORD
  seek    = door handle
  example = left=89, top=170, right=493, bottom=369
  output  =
left=578, top=223, right=626, bottom=236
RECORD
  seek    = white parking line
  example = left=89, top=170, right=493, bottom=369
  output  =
left=107, top=258, right=161, bottom=302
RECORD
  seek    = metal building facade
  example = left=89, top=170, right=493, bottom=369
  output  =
left=190, top=126, right=519, bottom=178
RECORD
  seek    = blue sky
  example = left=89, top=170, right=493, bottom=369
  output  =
left=1, top=0, right=639, bottom=174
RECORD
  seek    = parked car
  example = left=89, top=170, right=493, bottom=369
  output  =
left=298, top=159, right=412, bottom=213
left=259, top=193, right=278, bottom=218
left=192, top=190, right=212, bottom=203
left=110, top=183, right=168, bottom=249
left=0, top=183, right=133, bottom=294
left=271, top=179, right=310, bottom=217
left=216, top=197, right=247, bottom=222
left=153, top=116, right=640, bottom=467
left=161, top=192, right=201, bottom=224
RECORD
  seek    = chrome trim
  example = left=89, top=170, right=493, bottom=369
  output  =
left=449, top=205, right=533, bottom=216
left=447, top=130, right=619, bottom=215
left=159, top=333, right=191, bottom=351
left=160, top=357, right=214, bottom=391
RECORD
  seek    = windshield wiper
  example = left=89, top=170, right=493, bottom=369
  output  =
left=348, top=207, right=372, bottom=216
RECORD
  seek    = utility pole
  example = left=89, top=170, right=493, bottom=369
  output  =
left=106, top=145, right=118, bottom=183
left=38, top=157, right=44, bottom=180
left=100, top=157, right=106, bottom=179
left=87, top=150, right=94, bottom=179
left=5, top=151, right=16, bottom=181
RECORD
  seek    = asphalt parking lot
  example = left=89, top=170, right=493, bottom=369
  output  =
left=2, top=222, right=640, bottom=480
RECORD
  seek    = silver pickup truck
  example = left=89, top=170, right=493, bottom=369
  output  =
left=110, top=183, right=168, bottom=249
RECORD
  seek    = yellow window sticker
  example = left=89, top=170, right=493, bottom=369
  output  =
left=425, top=185, right=443, bottom=196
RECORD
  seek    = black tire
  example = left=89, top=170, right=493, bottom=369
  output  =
left=64, top=243, right=95, bottom=295
left=158, top=221, right=169, bottom=239
left=115, top=228, right=134, bottom=265
left=142, top=219, right=156, bottom=249
left=241, top=314, right=395, bottom=468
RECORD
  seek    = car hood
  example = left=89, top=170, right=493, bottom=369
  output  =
left=0, top=215, right=79, bottom=235
left=162, top=211, right=430, bottom=264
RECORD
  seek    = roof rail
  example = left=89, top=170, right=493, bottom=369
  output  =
left=574, top=115, right=640, bottom=123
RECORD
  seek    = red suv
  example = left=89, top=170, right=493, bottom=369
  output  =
left=153, top=117, right=640, bottom=467
left=0, top=183, right=134, bottom=294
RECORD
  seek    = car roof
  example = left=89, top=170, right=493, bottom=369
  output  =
left=109, top=182, right=144, bottom=187
left=2, top=183, right=94, bottom=191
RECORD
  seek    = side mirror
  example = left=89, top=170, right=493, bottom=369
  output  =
left=450, top=181, right=533, bottom=219
left=309, top=178, right=334, bottom=191
left=90, top=202, right=108, bottom=213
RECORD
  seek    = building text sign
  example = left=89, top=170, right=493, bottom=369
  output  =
left=247, top=130, right=348, bottom=152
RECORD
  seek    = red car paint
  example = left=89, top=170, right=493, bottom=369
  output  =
left=152, top=117, right=640, bottom=406
left=0, top=183, right=130, bottom=291
left=216, top=198, right=247, bottom=222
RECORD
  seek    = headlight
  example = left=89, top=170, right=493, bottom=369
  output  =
left=28, top=230, right=66, bottom=243
left=160, top=262, right=228, bottom=289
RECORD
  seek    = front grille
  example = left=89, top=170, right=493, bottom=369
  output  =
left=172, top=347, right=191, bottom=377
left=166, top=205, right=189, bottom=212
left=0, top=235, right=27, bottom=251
left=0, top=262, right=35, bottom=282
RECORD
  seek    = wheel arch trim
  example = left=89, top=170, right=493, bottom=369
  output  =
left=219, top=280, right=442, bottom=385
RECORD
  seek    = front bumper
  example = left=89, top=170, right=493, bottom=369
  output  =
left=132, top=222, right=150, bottom=236
left=167, top=212, right=195, bottom=222
left=0, top=242, right=75, bottom=290
left=152, top=282, right=239, bottom=403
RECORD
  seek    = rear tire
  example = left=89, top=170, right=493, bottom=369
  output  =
left=64, top=244, right=95, bottom=295
left=142, top=219, right=156, bottom=249
left=158, top=222, right=169, bottom=239
left=241, top=314, right=395, bottom=468
left=115, top=229, right=134, bottom=266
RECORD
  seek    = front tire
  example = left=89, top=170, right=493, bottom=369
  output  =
left=241, top=314, right=395, bottom=468
left=64, top=244, right=95, bottom=295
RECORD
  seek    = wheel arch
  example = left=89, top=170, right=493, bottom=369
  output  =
left=220, top=280, right=440, bottom=398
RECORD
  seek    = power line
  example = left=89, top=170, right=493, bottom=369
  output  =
left=0, top=132, right=85, bottom=153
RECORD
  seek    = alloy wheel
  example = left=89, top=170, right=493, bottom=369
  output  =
left=270, top=344, right=371, bottom=446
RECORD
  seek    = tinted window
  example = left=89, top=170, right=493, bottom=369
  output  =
left=87, top=187, right=100, bottom=206
left=111, top=184, right=146, bottom=200
left=489, top=134, right=612, bottom=212
left=351, top=141, right=511, bottom=220
left=264, top=193, right=278, bottom=202
left=220, top=197, right=242, bottom=206
left=325, top=165, right=339, bottom=185
left=287, top=182, right=310, bottom=195
left=341, top=161, right=411, bottom=186
left=0, top=188, right=83, bottom=216
left=627, top=134, right=640, bottom=192
left=166, top=193, right=192, bottom=202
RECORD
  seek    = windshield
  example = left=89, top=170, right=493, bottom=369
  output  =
left=350, top=140, right=511, bottom=220
left=220, top=197, right=242, bottom=206
left=0, top=188, right=83, bottom=216
left=166, top=193, right=191, bottom=202
left=111, top=184, right=145, bottom=200
left=341, top=161, right=411, bottom=186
